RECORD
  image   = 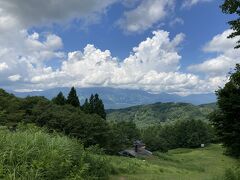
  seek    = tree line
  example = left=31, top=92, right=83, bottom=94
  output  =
left=0, top=87, right=139, bottom=154
left=0, top=86, right=217, bottom=154
left=142, top=119, right=215, bottom=152
left=52, top=87, right=106, bottom=119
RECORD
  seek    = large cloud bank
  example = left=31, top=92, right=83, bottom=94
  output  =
left=0, top=0, right=237, bottom=95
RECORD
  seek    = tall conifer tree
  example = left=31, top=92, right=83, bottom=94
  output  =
left=52, top=92, right=66, bottom=105
left=94, top=94, right=106, bottom=119
left=66, top=87, right=80, bottom=107
left=87, top=93, right=106, bottom=119
left=82, top=98, right=90, bottom=113
left=89, top=94, right=95, bottom=113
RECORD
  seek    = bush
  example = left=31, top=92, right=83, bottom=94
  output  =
left=174, top=119, right=214, bottom=148
left=141, top=125, right=170, bottom=152
left=224, top=168, right=240, bottom=180
left=0, top=125, right=110, bottom=179
left=142, top=119, right=215, bottom=152
left=105, top=121, right=140, bottom=154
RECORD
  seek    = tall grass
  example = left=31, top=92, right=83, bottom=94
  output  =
left=222, top=168, right=240, bottom=180
left=0, top=125, right=110, bottom=179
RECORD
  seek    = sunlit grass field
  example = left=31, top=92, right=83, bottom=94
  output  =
left=109, top=144, right=239, bottom=180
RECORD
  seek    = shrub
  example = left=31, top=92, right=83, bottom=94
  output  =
left=0, top=125, right=110, bottom=179
left=212, top=168, right=240, bottom=180
left=142, top=119, right=215, bottom=152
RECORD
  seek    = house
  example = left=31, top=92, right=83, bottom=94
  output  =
left=119, top=140, right=152, bottom=157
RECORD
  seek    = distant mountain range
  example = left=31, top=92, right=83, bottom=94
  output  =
left=9, top=87, right=216, bottom=109
left=107, top=102, right=216, bottom=128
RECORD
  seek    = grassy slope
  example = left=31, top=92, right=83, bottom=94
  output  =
left=0, top=125, right=110, bottom=179
left=109, top=144, right=239, bottom=180
left=107, top=102, right=216, bottom=128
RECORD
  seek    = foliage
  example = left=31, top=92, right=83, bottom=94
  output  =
left=83, top=94, right=106, bottom=119
left=51, top=89, right=107, bottom=119
left=0, top=88, right=140, bottom=153
left=106, top=121, right=140, bottom=154
left=0, top=88, right=110, bottom=149
left=222, top=168, right=240, bottom=180
left=33, top=104, right=109, bottom=148
left=52, top=92, right=66, bottom=105
left=21, top=96, right=49, bottom=123
left=142, top=119, right=215, bottom=152
left=221, top=0, right=240, bottom=48
left=174, top=119, right=214, bottom=148
left=142, top=125, right=172, bottom=152
left=66, top=87, right=80, bottom=107
left=0, top=89, right=25, bottom=127
left=107, top=102, right=216, bottom=128
left=82, top=98, right=90, bottom=113
left=210, top=64, right=240, bottom=157
left=0, top=87, right=216, bottom=155
left=0, top=125, right=110, bottom=179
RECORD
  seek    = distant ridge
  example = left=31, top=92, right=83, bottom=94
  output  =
left=9, top=87, right=216, bottom=109
left=107, top=102, right=216, bottom=128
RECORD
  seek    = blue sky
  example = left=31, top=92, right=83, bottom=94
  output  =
left=41, top=1, right=230, bottom=61
left=0, top=0, right=239, bottom=95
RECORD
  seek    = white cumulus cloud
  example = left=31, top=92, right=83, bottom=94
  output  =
left=27, top=30, right=212, bottom=95
left=0, top=0, right=235, bottom=95
left=118, top=0, right=175, bottom=33
left=188, top=30, right=240, bottom=76
left=0, top=29, right=65, bottom=90
left=0, top=28, right=234, bottom=95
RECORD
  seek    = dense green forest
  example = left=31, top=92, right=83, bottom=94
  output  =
left=107, top=102, right=216, bottom=128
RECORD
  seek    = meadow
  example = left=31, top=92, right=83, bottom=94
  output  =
left=0, top=125, right=239, bottom=180
left=109, top=144, right=240, bottom=180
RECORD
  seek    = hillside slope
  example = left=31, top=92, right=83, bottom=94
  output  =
left=107, top=102, right=216, bottom=128
left=110, top=144, right=239, bottom=180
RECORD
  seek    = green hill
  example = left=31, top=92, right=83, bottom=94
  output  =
left=107, top=102, right=216, bottom=128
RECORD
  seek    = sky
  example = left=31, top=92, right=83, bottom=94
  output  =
left=0, top=0, right=239, bottom=96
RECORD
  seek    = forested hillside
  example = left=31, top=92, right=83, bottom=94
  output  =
left=0, top=88, right=141, bottom=154
left=107, top=102, right=216, bottom=128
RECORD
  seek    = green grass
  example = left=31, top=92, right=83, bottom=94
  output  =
left=0, top=125, right=239, bottom=180
left=109, top=144, right=239, bottom=180
left=0, top=125, right=110, bottom=180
